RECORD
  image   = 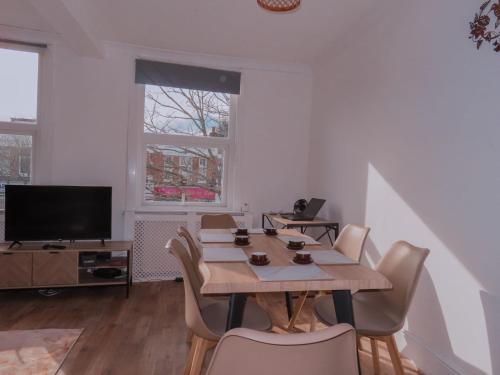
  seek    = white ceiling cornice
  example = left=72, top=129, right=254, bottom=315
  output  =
left=104, top=41, right=312, bottom=76
left=0, top=24, right=61, bottom=46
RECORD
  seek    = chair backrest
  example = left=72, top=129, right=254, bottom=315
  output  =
left=177, top=226, right=203, bottom=288
left=166, top=239, right=219, bottom=341
left=177, top=226, right=202, bottom=266
left=201, top=214, right=237, bottom=229
left=206, top=323, right=358, bottom=375
left=333, top=224, right=371, bottom=262
left=375, top=240, right=430, bottom=326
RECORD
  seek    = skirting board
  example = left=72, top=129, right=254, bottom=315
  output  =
left=403, top=331, right=467, bottom=375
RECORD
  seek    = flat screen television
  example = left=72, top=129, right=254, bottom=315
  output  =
left=5, top=185, right=112, bottom=242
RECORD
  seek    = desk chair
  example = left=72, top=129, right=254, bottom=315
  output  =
left=167, top=239, right=272, bottom=375
left=334, top=224, right=371, bottom=262
left=313, top=241, right=429, bottom=375
left=287, top=224, right=370, bottom=331
left=206, top=324, right=358, bottom=375
left=200, top=214, right=237, bottom=229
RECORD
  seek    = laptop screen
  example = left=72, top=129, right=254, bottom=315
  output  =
left=302, top=198, right=326, bottom=217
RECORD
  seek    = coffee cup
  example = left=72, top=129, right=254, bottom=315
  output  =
left=288, top=240, right=305, bottom=250
left=234, top=235, right=250, bottom=246
left=295, top=250, right=312, bottom=263
left=264, top=228, right=277, bottom=236
left=236, top=228, right=248, bottom=236
left=251, top=252, right=268, bottom=264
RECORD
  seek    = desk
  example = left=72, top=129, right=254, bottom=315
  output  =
left=262, top=213, right=339, bottom=246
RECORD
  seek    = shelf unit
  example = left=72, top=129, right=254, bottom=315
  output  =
left=0, top=241, right=133, bottom=297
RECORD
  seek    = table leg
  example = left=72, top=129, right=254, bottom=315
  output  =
left=285, top=291, right=294, bottom=320
left=326, top=229, right=334, bottom=246
left=332, top=290, right=361, bottom=374
left=332, top=290, right=355, bottom=325
left=316, top=227, right=335, bottom=246
left=126, top=249, right=132, bottom=298
left=287, top=291, right=308, bottom=331
left=262, top=214, right=276, bottom=229
left=226, top=294, right=248, bottom=331
left=333, top=224, right=339, bottom=240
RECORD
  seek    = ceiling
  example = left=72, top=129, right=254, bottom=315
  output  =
left=0, top=0, right=54, bottom=33
left=1, top=0, right=376, bottom=64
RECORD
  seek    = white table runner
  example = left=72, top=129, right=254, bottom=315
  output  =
left=312, top=250, right=358, bottom=265
left=249, top=264, right=333, bottom=282
left=202, top=247, right=248, bottom=262
left=198, top=232, right=235, bottom=243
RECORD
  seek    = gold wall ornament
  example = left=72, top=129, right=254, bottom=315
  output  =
left=469, top=0, right=500, bottom=52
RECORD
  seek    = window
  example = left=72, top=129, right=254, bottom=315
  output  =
left=135, top=60, right=240, bottom=207
left=143, top=86, right=233, bottom=204
left=0, top=46, right=39, bottom=196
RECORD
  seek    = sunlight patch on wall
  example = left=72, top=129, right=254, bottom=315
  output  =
left=364, top=163, right=491, bottom=374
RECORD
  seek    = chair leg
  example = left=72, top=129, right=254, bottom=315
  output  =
left=189, top=337, right=215, bottom=375
left=184, top=335, right=200, bottom=375
left=370, top=337, right=380, bottom=375
left=287, top=291, right=308, bottom=331
left=186, top=328, right=194, bottom=344
left=384, top=335, right=404, bottom=375
left=309, top=313, right=317, bottom=332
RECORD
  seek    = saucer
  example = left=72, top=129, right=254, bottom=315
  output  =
left=292, top=257, right=313, bottom=265
left=235, top=242, right=251, bottom=247
left=287, top=245, right=304, bottom=251
left=249, top=258, right=271, bottom=266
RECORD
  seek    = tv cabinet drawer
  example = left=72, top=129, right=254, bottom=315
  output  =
left=33, top=252, right=78, bottom=286
left=0, top=253, right=33, bottom=288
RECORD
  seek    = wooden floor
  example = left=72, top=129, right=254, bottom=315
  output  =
left=0, top=281, right=420, bottom=375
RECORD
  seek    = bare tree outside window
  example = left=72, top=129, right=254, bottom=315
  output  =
left=144, top=85, right=230, bottom=203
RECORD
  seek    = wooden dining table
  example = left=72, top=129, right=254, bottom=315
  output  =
left=198, top=229, right=392, bottom=332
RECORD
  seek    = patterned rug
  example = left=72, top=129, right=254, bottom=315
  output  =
left=0, top=329, right=83, bottom=375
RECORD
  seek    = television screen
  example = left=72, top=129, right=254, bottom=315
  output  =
left=5, top=185, right=112, bottom=242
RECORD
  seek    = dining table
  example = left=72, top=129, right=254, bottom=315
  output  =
left=197, top=228, right=392, bottom=374
left=198, top=228, right=392, bottom=330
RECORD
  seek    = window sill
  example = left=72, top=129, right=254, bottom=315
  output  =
left=126, top=207, right=247, bottom=216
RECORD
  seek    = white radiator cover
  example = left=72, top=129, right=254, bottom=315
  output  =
left=131, top=213, right=253, bottom=282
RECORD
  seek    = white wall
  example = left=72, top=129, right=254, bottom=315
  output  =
left=47, top=45, right=130, bottom=239
left=235, top=68, right=312, bottom=220
left=308, top=1, right=500, bottom=374
left=36, top=42, right=312, bottom=237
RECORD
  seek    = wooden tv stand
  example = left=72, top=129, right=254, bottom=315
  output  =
left=0, top=241, right=133, bottom=298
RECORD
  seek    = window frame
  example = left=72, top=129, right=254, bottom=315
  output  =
left=0, top=42, right=42, bottom=196
left=18, top=152, right=31, bottom=177
left=198, top=157, right=207, bottom=180
left=137, top=84, right=237, bottom=209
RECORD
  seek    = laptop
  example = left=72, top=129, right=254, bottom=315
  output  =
left=281, top=198, right=326, bottom=221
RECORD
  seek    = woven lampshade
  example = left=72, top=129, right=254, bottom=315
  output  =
left=257, top=0, right=301, bottom=12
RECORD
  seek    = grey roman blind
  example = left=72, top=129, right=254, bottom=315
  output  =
left=135, top=59, right=241, bottom=94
